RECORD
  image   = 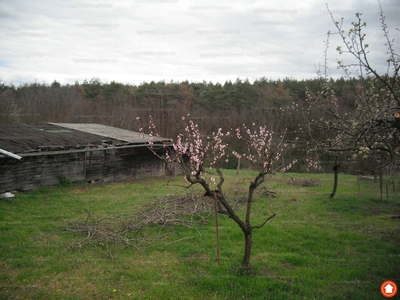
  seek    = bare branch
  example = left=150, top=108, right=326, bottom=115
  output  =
left=251, top=213, right=277, bottom=230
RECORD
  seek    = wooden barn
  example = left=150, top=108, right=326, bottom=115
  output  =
left=0, top=123, right=173, bottom=193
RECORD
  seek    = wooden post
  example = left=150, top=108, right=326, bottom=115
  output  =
left=213, top=191, right=220, bottom=266
left=236, top=157, right=241, bottom=175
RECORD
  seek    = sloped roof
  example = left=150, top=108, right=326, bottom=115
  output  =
left=50, top=123, right=170, bottom=144
left=0, top=123, right=170, bottom=154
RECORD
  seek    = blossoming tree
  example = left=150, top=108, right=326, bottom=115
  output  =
left=138, top=116, right=296, bottom=270
left=290, top=4, right=400, bottom=198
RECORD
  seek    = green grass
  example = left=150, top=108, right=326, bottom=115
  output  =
left=0, top=172, right=399, bottom=299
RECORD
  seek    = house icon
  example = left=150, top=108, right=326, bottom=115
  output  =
left=380, top=280, right=398, bottom=298
left=385, top=283, right=394, bottom=294
left=381, top=280, right=398, bottom=298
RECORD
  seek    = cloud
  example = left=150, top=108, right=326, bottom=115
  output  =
left=0, top=0, right=398, bottom=85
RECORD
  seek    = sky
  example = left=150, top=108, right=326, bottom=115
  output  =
left=0, top=0, right=399, bottom=86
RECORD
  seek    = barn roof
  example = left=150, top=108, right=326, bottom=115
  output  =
left=49, top=123, right=170, bottom=145
left=0, top=123, right=170, bottom=155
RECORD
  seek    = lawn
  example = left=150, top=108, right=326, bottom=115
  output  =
left=0, top=171, right=399, bottom=299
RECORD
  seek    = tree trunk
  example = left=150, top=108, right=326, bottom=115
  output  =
left=329, top=166, right=338, bottom=198
left=379, top=169, right=383, bottom=200
left=330, top=157, right=339, bottom=198
left=241, top=229, right=252, bottom=269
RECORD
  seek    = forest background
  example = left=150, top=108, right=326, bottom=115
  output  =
left=0, top=76, right=366, bottom=172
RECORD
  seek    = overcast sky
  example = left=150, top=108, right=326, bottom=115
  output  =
left=0, top=0, right=399, bottom=86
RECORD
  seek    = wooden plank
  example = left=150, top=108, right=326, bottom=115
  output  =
left=102, top=150, right=117, bottom=183
left=1, top=147, right=169, bottom=192
left=0, top=152, right=86, bottom=192
left=41, top=153, right=85, bottom=185
left=85, top=151, right=104, bottom=182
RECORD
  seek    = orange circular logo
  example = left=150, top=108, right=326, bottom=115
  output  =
left=380, top=280, right=398, bottom=298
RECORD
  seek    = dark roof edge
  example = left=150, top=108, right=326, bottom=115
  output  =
left=0, top=142, right=172, bottom=158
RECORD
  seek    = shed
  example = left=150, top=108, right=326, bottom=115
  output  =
left=0, top=123, right=173, bottom=192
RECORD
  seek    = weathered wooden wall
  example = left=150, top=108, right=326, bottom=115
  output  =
left=0, top=152, right=86, bottom=192
left=0, top=147, right=166, bottom=192
left=85, top=147, right=166, bottom=183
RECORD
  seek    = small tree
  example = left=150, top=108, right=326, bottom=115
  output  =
left=138, top=116, right=296, bottom=270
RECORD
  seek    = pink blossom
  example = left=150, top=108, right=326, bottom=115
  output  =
left=142, top=118, right=297, bottom=180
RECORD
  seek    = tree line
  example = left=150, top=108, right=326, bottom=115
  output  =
left=0, top=77, right=357, bottom=135
left=0, top=76, right=360, bottom=171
